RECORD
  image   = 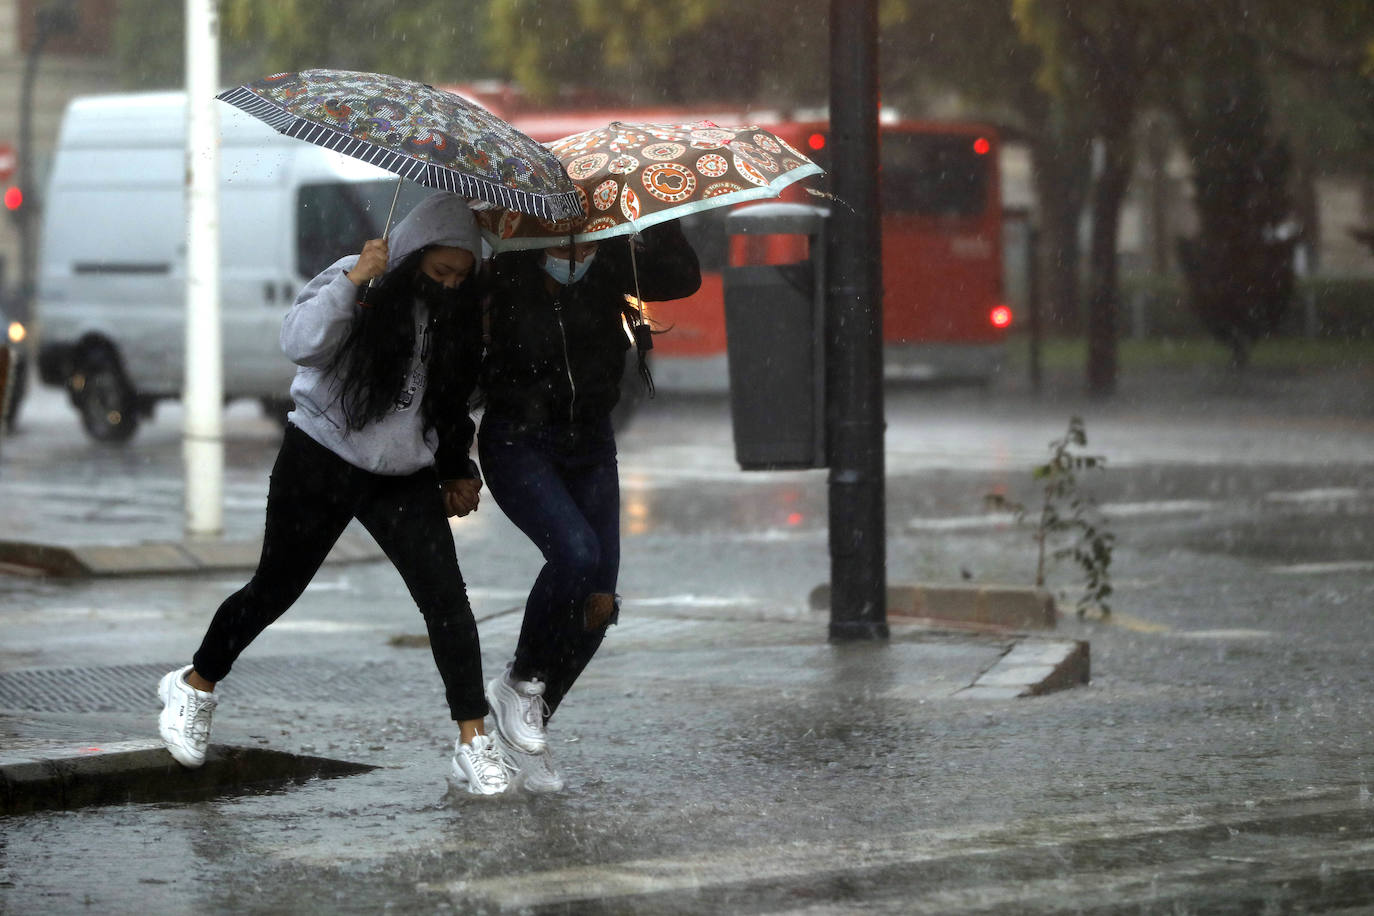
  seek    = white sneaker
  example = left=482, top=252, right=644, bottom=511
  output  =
left=496, top=732, right=565, bottom=794
left=486, top=668, right=549, bottom=754
left=157, top=665, right=217, bottom=769
left=450, top=734, right=514, bottom=796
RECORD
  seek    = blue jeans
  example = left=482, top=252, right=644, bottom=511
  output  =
left=478, top=414, right=620, bottom=717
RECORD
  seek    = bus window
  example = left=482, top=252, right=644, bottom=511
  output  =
left=881, top=133, right=989, bottom=218
left=296, top=180, right=430, bottom=278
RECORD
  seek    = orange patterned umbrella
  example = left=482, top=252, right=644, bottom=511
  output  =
left=477, top=120, right=823, bottom=252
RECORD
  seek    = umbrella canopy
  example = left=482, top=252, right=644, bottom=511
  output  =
left=217, top=69, right=583, bottom=221
left=476, top=120, right=823, bottom=251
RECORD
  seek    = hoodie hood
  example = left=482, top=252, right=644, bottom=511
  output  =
left=386, top=191, right=481, bottom=269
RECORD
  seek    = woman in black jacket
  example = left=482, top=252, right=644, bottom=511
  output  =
left=479, top=221, right=699, bottom=791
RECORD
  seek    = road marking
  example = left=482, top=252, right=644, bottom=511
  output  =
left=269, top=619, right=375, bottom=634
left=416, top=789, right=1370, bottom=910
left=1167, top=628, right=1273, bottom=640
left=1091, top=610, right=1171, bottom=633
left=907, top=513, right=1017, bottom=532
left=1264, top=487, right=1366, bottom=504
left=1269, top=560, right=1374, bottom=575
left=906, top=500, right=1218, bottom=533
left=1100, top=499, right=1219, bottom=517
left=816, top=838, right=1374, bottom=914
left=626, top=594, right=768, bottom=609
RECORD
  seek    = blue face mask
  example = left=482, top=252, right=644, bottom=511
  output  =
left=541, top=251, right=596, bottom=285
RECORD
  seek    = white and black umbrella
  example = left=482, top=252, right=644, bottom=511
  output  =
left=217, top=69, right=584, bottom=227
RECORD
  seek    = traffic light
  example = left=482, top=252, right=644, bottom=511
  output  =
left=4, top=185, right=21, bottom=225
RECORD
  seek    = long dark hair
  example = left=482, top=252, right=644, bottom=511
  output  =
left=324, top=249, right=477, bottom=432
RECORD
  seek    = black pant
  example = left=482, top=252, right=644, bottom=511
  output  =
left=193, top=425, right=487, bottom=721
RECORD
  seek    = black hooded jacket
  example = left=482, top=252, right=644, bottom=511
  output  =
left=481, top=222, right=701, bottom=427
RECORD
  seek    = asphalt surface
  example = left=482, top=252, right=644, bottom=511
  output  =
left=2, top=358, right=1373, bottom=913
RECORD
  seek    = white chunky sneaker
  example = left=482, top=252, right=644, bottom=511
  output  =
left=495, top=732, right=566, bottom=794
left=450, top=734, right=513, bottom=796
left=486, top=668, right=549, bottom=755
left=523, top=750, right=565, bottom=794
left=157, top=665, right=217, bottom=769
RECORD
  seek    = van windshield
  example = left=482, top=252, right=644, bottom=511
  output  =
left=296, top=181, right=432, bottom=278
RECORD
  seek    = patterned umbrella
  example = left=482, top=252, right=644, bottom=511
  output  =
left=217, top=69, right=583, bottom=221
left=476, top=120, right=823, bottom=251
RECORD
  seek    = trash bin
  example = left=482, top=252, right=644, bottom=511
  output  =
left=722, top=202, right=829, bottom=470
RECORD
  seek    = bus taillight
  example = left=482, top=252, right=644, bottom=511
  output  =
left=990, top=304, right=1012, bottom=328
left=807, top=132, right=826, bottom=151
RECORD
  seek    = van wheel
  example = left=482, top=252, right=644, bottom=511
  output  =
left=75, top=349, right=139, bottom=443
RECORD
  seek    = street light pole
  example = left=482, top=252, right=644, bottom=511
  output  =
left=183, top=0, right=223, bottom=537
left=826, top=0, right=888, bottom=641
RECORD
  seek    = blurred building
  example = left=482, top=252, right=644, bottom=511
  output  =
left=0, top=0, right=116, bottom=307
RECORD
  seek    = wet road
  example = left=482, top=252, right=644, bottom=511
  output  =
left=2, top=362, right=1373, bottom=913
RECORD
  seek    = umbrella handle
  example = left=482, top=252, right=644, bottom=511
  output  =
left=360, top=179, right=406, bottom=304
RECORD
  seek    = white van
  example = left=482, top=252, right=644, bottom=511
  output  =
left=35, top=91, right=431, bottom=442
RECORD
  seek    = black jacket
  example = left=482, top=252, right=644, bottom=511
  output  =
left=426, top=286, right=485, bottom=480
left=481, top=222, right=701, bottom=427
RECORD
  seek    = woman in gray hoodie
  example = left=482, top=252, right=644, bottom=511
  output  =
left=156, top=193, right=511, bottom=795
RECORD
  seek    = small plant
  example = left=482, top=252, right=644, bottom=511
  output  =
left=985, top=417, right=1115, bottom=617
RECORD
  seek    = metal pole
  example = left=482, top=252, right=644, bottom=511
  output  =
left=183, top=0, right=223, bottom=537
left=17, top=32, right=41, bottom=324
left=826, top=0, right=887, bottom=641
left=1028, top=224, right=1042, bottom=394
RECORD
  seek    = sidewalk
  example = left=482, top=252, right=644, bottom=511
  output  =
left=0, top=383, right=1087, bottom=816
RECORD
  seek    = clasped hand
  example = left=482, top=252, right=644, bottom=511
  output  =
left=442, top=478, right=482, bottom=518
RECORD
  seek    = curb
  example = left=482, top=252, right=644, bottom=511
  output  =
left=0, top=740, right=376, bottom=815
left=809, top=582, right=1057, bottom=631
left=0, top=530, right=384, bottom=578
left=957, top=638, right=1090, bottom=699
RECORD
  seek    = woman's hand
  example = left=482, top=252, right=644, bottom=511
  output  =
left=442, top=478, right=482, bottom=518
left=346, top=238, right=389, bottom=288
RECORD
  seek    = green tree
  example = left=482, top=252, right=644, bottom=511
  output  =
left=114, top=0, right=491, bottom=89
left=1170, top=24, right=1296, bottom=367
left=484, top=0, right=830, bottom=106
left=1013, top=0, right=1183, bottom=396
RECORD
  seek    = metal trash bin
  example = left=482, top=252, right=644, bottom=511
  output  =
left=722, top=202, right=829, bottom=470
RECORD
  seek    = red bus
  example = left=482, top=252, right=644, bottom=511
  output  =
left=460, top=93, right=1009, bottom=389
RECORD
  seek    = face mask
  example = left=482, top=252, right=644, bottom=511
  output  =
left=413, top=271, right=462, bottom=306
left=541, top=251, right=596, bottom=285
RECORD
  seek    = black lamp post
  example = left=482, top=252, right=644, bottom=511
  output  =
left=825, top=0, right=888, bottom=641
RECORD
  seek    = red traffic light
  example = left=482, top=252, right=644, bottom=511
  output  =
left=990, top=304, right=1013, bottom=328
left=972, top=137, right=991, bottom=156
left=807, top=132, right=826, bottom=151
left=3, top=186, right=21, bottom=210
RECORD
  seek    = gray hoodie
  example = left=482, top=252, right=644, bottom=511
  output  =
left=281, top=192, right=481, bottom=476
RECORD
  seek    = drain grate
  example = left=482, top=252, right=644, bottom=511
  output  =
left=0, top=657, right=428, bottom=714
